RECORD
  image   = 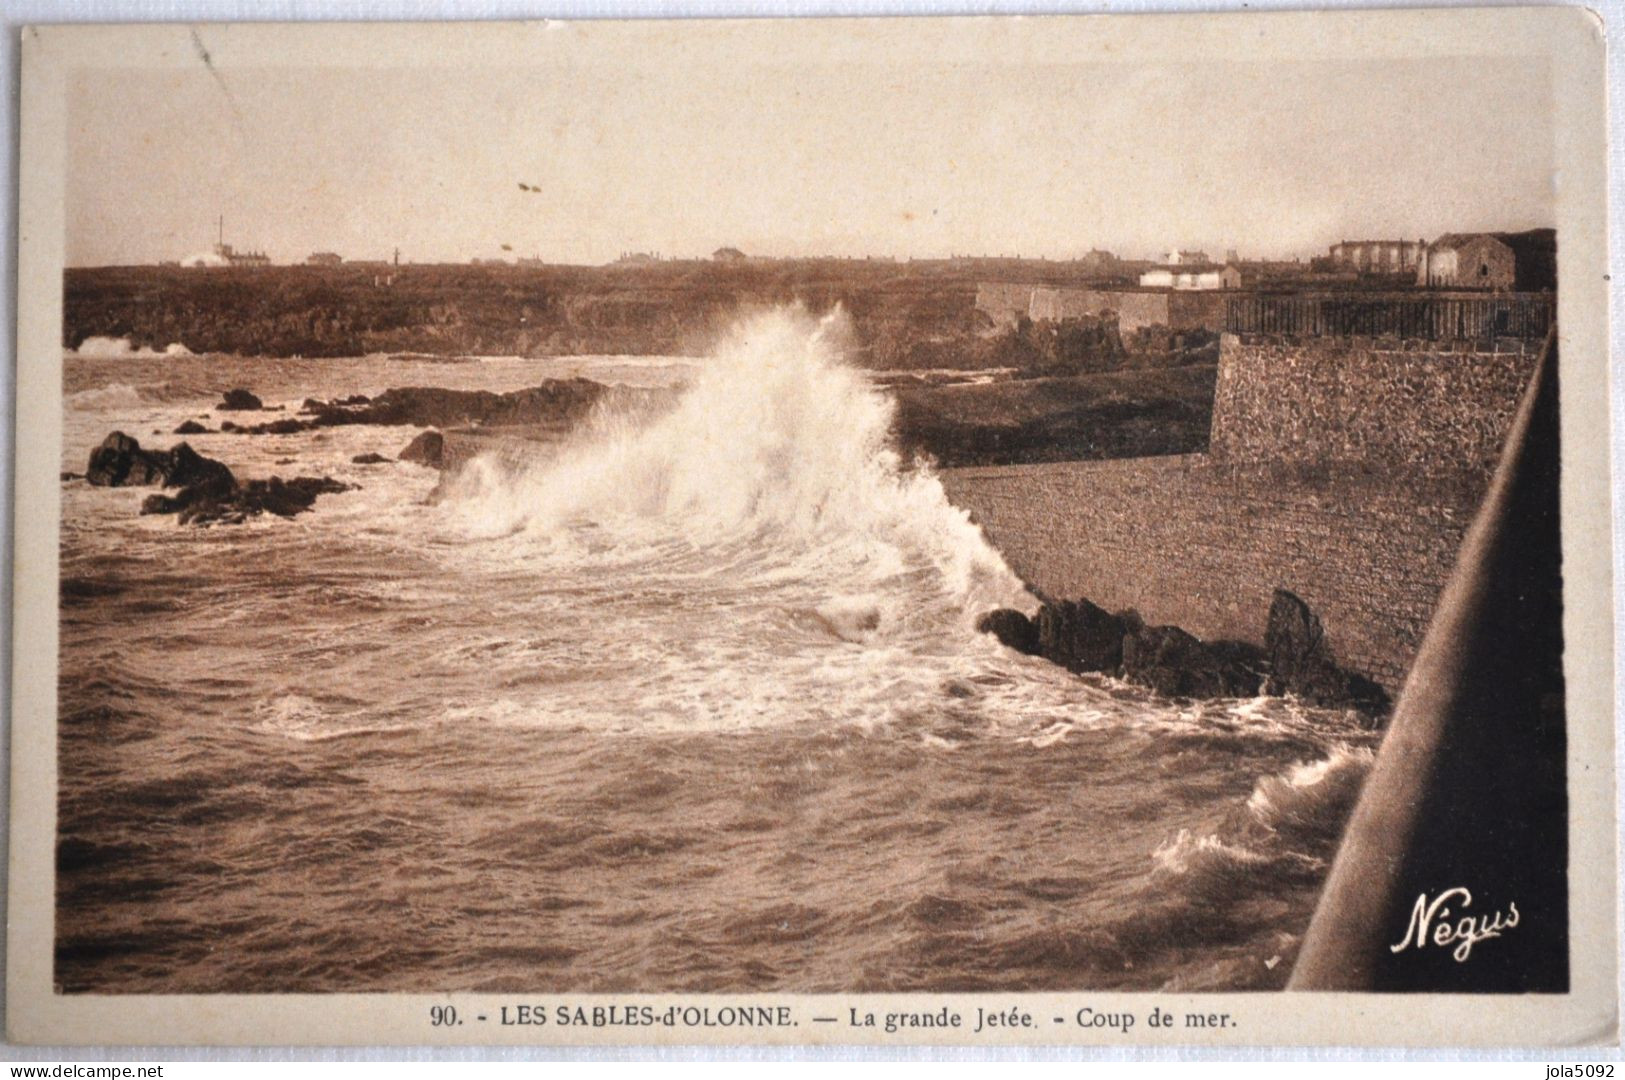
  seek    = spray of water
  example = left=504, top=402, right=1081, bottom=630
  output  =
left=444, top=306, right=1030, bottom=624
left=71, top=336, right=193, bottom=359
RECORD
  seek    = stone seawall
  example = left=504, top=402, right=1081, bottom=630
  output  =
left=939, top=455, right=1488, bottom=693
left=1212, top=334, right=1541, bottom=472
left=937, top=332, right=1542, bottom=693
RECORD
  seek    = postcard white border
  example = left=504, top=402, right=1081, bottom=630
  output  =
left=7, top=9, right=1617, bottom=1048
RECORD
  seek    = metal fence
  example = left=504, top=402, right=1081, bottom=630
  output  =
left=1224, top=292, right=1554, bottom=342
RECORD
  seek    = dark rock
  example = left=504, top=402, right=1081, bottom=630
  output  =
left=89, top=430, right=354, bottom=527
left=86, top=432, right=174, bottom=487
left=164, top=443, right=236, bottom=495
left=274, top=458, right=295, bottom=465
left=144, top=473, right=355, bottom=527
left=237, top=475, right=353, bottom=519
left=306, top=380, right=614, bottom=431
left=218, top=389, right=263, bottom=411
left=398, top=430, right=445, bottom=467
left=976, top=608, right=1040, bottom=655
left=1264, top=589, right=1389, bottom=712
left=1265, top=590, right=1328, bottom=692
left=301, top=394, right=370, bottom=414
left=351, top=453, right=392, bottom=465
left=1036, top=598, right=1126, bottom=673
left=232, top=383, right=658, bottom=438
left=223, top=416, right=313, bottom=435
left=139, top=490, right=192, bottom=516
left=173, top=420, right=211, bottom=435
left=1121, top=625, right=1261, bottom=698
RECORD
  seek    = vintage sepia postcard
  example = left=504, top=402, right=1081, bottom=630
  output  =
left=8, top=10, right=1617, bottom=1048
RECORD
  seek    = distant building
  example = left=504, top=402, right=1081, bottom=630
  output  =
left=1165, top=249, right=1211, bottom=266
left=615, top=252, right=660, bottom=265
left=1140, top=264, right=1224, bottom=290
left=712, top=247, right=747, bottom=262
left=1328, top=239, right=1424, bottom=274
left=1220, top=259, right=1315, bottom=290
left=186, top=217, right=269, bottom=267
left=306, top=252, right=343, bottom=266
left=215, top=243, right=270, bottom=267
left=183, top=244, right=269, bottom=268
left=213, top=217, right=268, bottom=265
left=1416, top=230, right=1556, bottom=291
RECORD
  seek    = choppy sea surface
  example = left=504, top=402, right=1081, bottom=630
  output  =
left=56, top=313, right=1376, bottom=994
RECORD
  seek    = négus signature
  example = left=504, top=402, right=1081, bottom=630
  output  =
left=1390, top=886, right=1520, bottom=963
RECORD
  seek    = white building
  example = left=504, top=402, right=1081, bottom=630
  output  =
left=1139, top=266, right=1225, bottom=290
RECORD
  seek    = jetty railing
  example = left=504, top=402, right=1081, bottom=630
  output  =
left=1288, top=331, right=1565, bottom=992
left=1225, top=292, right=1554, bottom=342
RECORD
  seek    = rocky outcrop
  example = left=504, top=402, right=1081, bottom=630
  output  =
left=351, top=453, right=392, bottom=465
left=86, top=432, right=232, bottom=491
left=173, top=420, right=211, bottom=435
left=975, top=599, right=1131, bottom=673
left=1264, top=589, right=1389, bottom=712
left=217, top=389, right=263, bottom=411
left=975, top=609, right=1040, bottom=655
left=1120, top=625, right=1261, bottom=698
left=398, top=430, right=445, bottom=467
left=86, top=431, right=351, bottom=527
left=142, top=475, right=354, bottom=527
left=1037, top=599, right=1128, bottom=673
left=86, top=432, right=169, bottom=486
left=976, top=588, right=1382, bottom=715
left=302, top=394, right=370, bottom=412
left=222, top=417, right=305, bottom=435
left=226, top=380, right=619, bottom=436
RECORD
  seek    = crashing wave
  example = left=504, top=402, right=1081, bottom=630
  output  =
left=72, top=336, right=193, bottom=359
left=441, top=306, right=1029, bottom=623
left=1246, top=744, right=1375, bottom=843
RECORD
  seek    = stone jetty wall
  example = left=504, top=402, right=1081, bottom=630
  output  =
left=939, top=456, right=1487, bottom=693
left=939, top=333, right=1541, bottom=693
left=1211, top=334, right=1542, bottom=473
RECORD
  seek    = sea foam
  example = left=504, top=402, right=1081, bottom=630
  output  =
left=443, top=306, right=1029, bottom=624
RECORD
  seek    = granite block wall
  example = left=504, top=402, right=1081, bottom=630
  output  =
left=938, top=332, right=1541, bottom=692
left=1211, top=334, right=1540, bottom=472
left=938, top=455, right=1488, bottom=693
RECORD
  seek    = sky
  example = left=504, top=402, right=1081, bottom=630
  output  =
left=66, top=53, right=1556, bottom=267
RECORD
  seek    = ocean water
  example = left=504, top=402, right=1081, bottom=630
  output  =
left=56, top=310, right=1376, bottom=994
